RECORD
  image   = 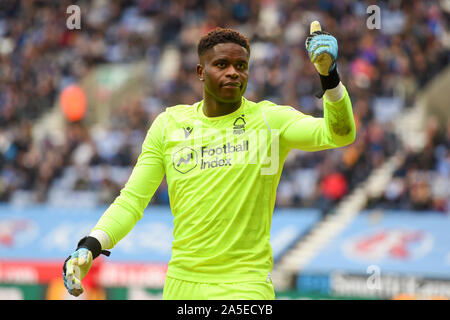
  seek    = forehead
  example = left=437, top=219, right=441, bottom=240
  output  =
left=202, top=42, right=249, bottom=62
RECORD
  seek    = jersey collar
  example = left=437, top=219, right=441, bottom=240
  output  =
left=196, top=97, right=247, bottom=121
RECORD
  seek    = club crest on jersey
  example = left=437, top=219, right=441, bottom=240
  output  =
left=172, top=147, right=198, bottom=174
left=233, top=115, right=246, bottom=135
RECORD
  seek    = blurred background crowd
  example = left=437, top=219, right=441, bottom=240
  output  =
left=0, top=0, right=448, bottom=214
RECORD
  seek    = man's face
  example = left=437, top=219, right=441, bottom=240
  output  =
left=197, top=42, right=249, bottom=103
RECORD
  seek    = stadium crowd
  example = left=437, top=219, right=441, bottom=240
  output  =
left=0, top=0, right=448, bottom=214
left=369, top=116, right=450, bottom=213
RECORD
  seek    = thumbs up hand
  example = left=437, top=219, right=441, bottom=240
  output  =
left=305, top=21, right=338, bottom=76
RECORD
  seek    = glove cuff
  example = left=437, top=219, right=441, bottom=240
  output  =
left=77, top=236, right=111, bottom=259
left=315, top=65, right=340, bottom=98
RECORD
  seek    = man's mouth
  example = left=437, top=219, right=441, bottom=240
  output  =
left=222, top=82, right=241, bottom=88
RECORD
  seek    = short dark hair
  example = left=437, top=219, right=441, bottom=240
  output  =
left=197, top=27, right=250, bottom=57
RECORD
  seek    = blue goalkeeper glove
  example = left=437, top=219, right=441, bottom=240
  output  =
left=305, top=21, right=340, bottom=98
left=63, top=236, right=110, bottom=297
left=305, top=21, right=338, bottom=76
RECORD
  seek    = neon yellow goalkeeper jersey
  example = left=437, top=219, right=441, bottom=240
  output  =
left=92, top=87, right=355, bottom=283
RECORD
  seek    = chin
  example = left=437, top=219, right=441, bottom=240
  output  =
left=219, top=96, right=242, bottom=103
left=219, top=91, right=245, bottom=103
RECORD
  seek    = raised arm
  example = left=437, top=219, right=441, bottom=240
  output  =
left=265, top=21, right=355, bottom=152
left=265, top=84, right=355, bottom=152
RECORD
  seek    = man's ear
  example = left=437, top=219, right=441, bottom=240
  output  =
left=197, top=64, right=204, bottom=81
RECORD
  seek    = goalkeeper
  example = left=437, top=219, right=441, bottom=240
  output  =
left=63, top=21, right=355, bottom=300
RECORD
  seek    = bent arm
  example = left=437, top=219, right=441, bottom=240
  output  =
left=90, top=112, right=167, bottom=248
left=279, top=83, right=356, bottom=151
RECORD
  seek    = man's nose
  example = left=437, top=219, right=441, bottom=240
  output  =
left=225, top=65, right=239, bottom=78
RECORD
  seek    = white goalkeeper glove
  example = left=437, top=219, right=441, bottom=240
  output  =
left=63, top=248, right=93, bottom=296
left=63, top=236, right=110, bottom=297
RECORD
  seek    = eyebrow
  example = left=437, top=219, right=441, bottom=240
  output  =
left=212, top=57, right=248, bottom=64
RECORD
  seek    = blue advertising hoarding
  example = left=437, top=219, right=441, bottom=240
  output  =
left=300, top=210, right=450, bottom=279
left=0, top=205, right=320, bottom=264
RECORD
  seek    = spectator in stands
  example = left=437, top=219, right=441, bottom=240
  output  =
left=0, top=0, right=448, bottom=213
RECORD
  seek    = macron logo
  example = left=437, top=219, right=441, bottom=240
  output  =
left=183, top=126, right=193, bottom=138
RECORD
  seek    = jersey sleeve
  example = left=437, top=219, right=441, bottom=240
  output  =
left=91, top=111, right=167, bottom=247
left=265, top=85, right=356, bottom=152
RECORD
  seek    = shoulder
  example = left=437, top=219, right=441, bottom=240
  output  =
left=243, top=98, right=280, bottom=113
left=165, top=102, right=199, bottom=116
left=251, top=99, right=277, bottom=109
left=152, top=102, right=199, bottom=127
left=254, top=99, right=299, bottom=114
left=253, top=100, right=309, bottom=131
left=244, top=98, right=305, bottom=120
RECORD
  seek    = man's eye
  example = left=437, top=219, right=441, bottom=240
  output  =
left=216, top=62, right=226, bottom=68
left=237, top=63, right=247, bottom=70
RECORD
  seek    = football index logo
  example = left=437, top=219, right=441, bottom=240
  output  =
left=172, top=147, right=198, bottom=174
left=170, top=123, right=280, bottom=175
